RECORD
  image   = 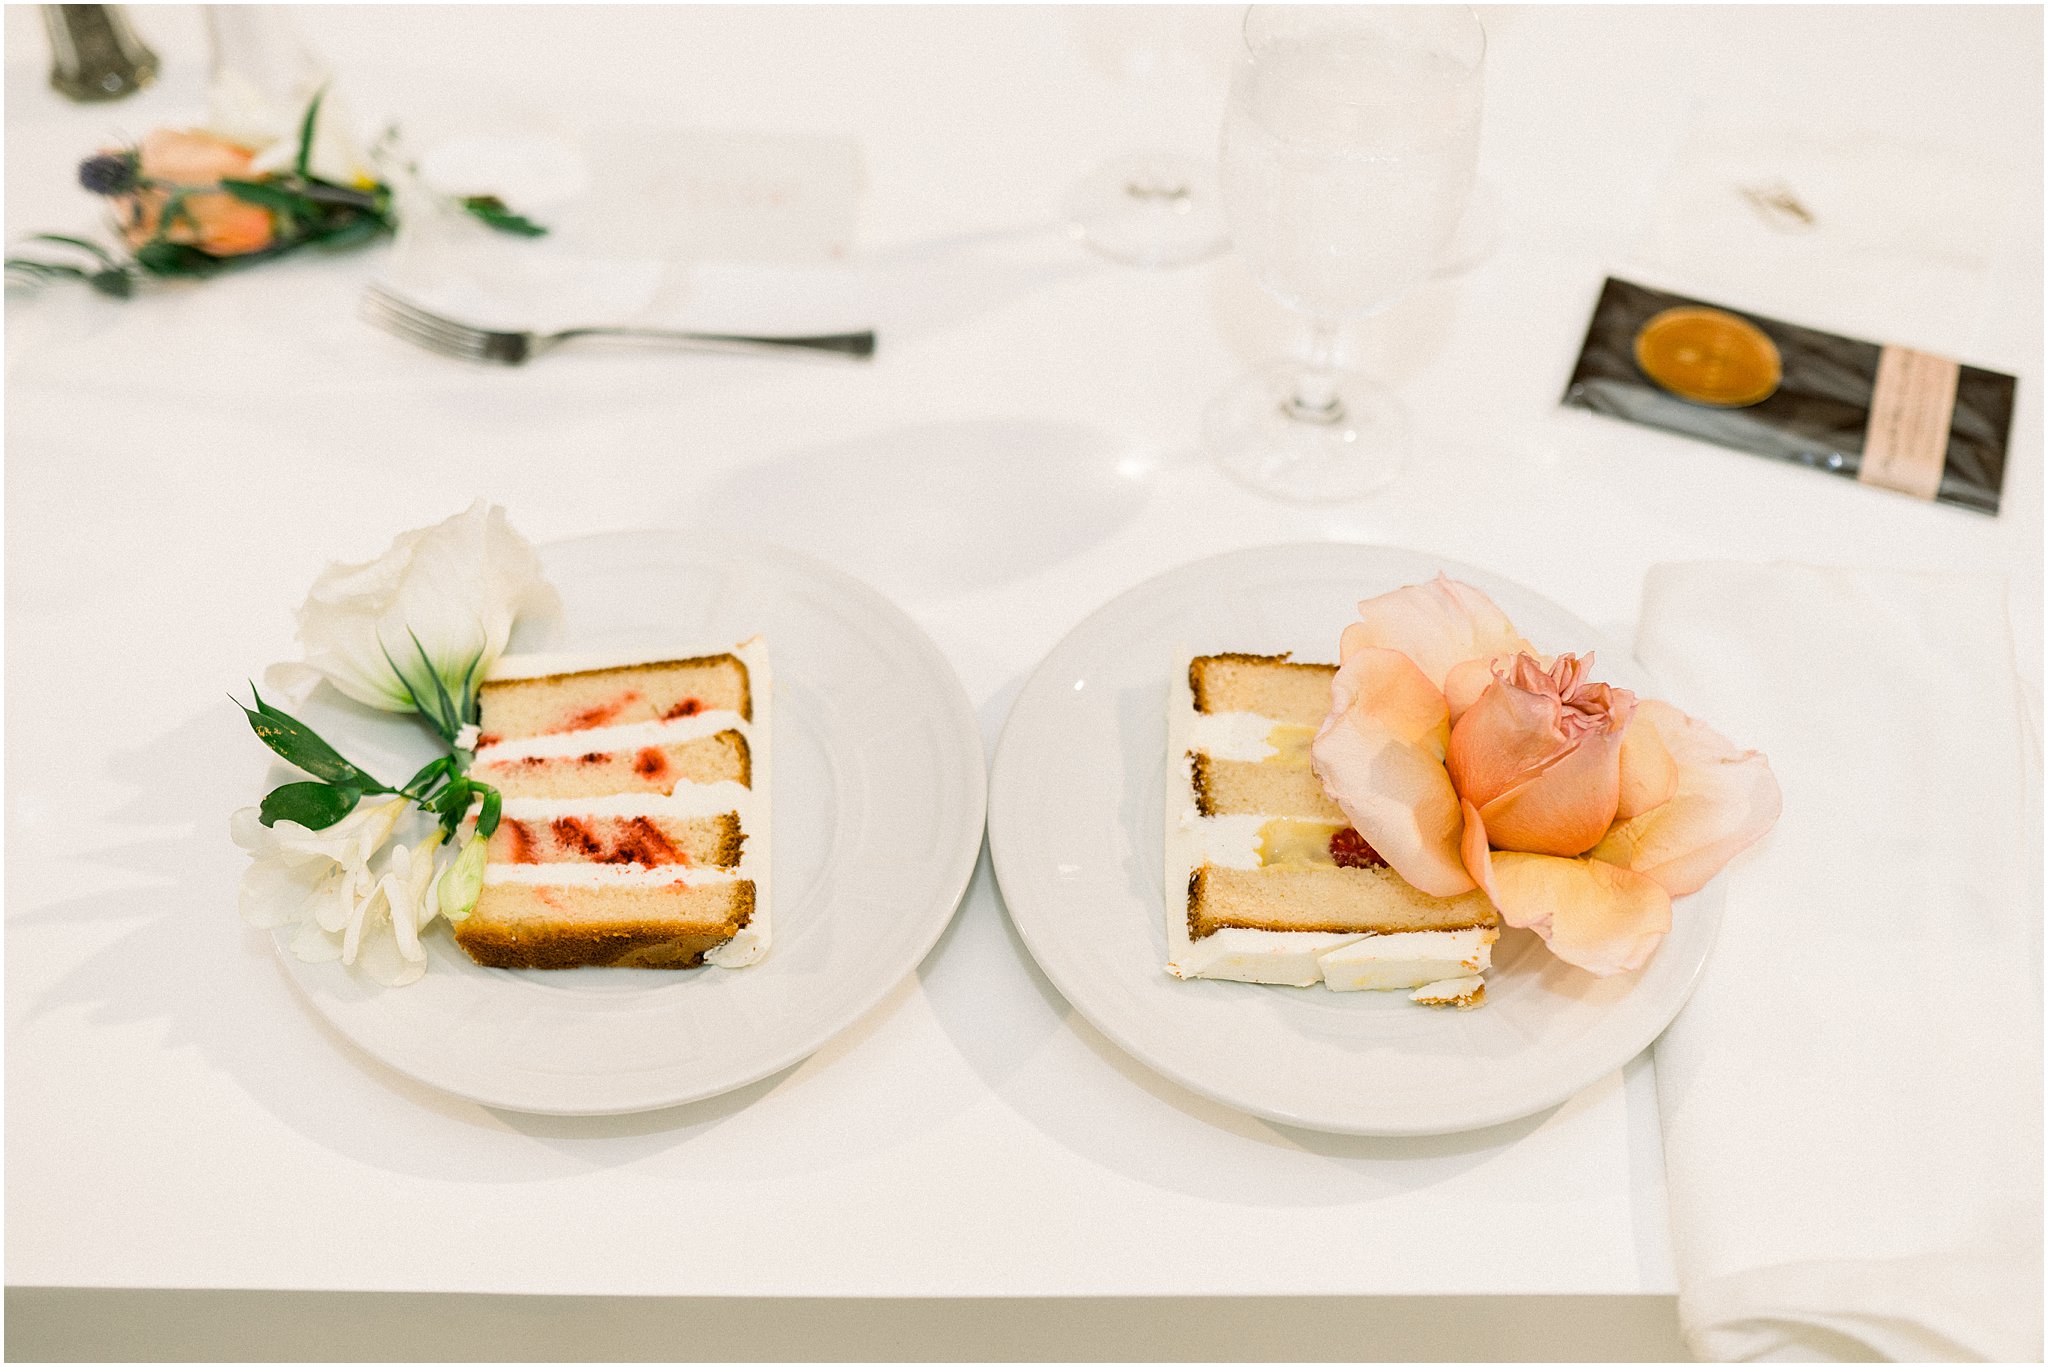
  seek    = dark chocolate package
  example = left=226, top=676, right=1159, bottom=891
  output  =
left=1562, top=277, right=2015, bottom=515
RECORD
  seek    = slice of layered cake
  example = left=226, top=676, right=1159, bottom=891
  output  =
left=1165, top=651, right=1495, bottom=1006
left=455, top=638, right=770, bottom=970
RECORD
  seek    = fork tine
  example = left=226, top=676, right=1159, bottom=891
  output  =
left=359, top=293, right=474, bottom=348
left=364, top=284, right=517, bottom=348
left=361, top=286, right=492, bottom=349
left=360, top=296, right=493, bottom=361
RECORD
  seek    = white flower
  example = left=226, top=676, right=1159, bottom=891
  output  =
left=229, top=793, right=406, bottom=942
left=293, top=501, right=556, bottom=739
left=207, top=66, right=378, bottom=188
left=232, top=797, right=459, bottom=988
left=343, top=837, right=445, bottom=988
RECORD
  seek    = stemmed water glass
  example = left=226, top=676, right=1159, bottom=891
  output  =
left=1063, top=9, right=1232, bottom=268
left=1207, top=5, right=1486, bottom=501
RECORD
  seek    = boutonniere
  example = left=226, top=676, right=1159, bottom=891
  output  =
left=7, top=91, right=543, bottom=298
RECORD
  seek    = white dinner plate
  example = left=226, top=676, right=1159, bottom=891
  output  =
left=987, top=543, right=1723, bottom=1137
left=266, top=531, right=986, bottom=1115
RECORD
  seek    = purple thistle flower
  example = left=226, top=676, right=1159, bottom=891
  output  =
left=78, top=152, right=138, bottom=196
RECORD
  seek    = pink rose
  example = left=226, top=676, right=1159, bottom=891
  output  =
left=1310, top=576, right=1780, bottom=976
left=116, top=129, right=275, bottom=257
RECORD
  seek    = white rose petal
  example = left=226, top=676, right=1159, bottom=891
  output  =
left=230, top=795, right=406, bottom=942
left=294, top=501, right=556, bottom=730
left=211, top=72, right=378, bottom=188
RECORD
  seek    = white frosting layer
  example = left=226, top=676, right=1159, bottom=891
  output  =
left=1321, top=929, right=1494, bottom=993
left=485, top=863, right=740, bottom=888
left=1163, top=649, right=1488, bottom=995
left=476, top=710, right=748, bottom=762
left=498, top=784, right=753, bottom=822
left=1186, top=710, right=1280, bottom=761
left=482, top=646, right=746, bottom=682
left=480, top=636, right=771, bottom=969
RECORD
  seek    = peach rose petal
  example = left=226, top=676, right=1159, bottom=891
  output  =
left=1459, top=798, right=1496, bottom=896
left=1487, top=851, right=1673, bottom=976
left=1476, top=723, right=1625, bottom=857
left=1615, top=713, right=1681, bottom=820
left=1442, top=655, right=1500, bottom=725
left=140, top=128, right=256, bottom=184
left=1338, top=574, right=1531, bottom=691
left=1591, top=700, right=1782, bottom=896
left=1310, top=647, right=1474, bottom=897
left=1444, top=676, right=1566, bottom=808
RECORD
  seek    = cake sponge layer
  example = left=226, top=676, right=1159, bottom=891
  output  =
left=1189, top=864, right=1498, bottom=938
left=457, top=880, right=756, bottom=969
left=1188, top=653, right=1335, bottom=725
left=478, top=654, right=750, bottom=744
left=1191, top=754, right=1348, bottom=821
left=489, top=813, right=744, bottom=869
left=479, top=731, right=750, bottom=799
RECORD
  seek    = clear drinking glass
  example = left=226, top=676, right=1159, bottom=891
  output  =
left=1062, top=8, right=1230, bottom=268
left=1208, top=5, right=1485, bottom=501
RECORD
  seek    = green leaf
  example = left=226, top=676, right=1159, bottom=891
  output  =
left=302, top=212, right=389, bottom=254
left=219, top=178, right=311, bottom=214
left=460, top=195, right=547, bottom=238
left=28, top=233, right=117, bottom=266
left=89, top=269, right=134, bottom=298
left=133, top=240, right=222, bottom=278
left=429, top=775, right=472, bottom=817
left=475, top=786, right=502, bottom=839
left=429, top=776, right=473, bottom=836
left=248, top=684, right=304, bottom=723
left=237, top=695, right=389, bottom=791
left=295, top=89, right=326, bottom=180
left=5, top=259, right=88, bottom=282
left=408, top=629, right=462, bottom=742
left=298, top=182, right=384, bottom=210
left=401, top=754, right=453, bottom=798
left=260, top=780, right=360, bottom=830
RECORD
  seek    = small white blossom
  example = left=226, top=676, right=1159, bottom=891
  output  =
left=229, top=795, right=406, bottom=938
left=343, top=836, right=445, bottom=987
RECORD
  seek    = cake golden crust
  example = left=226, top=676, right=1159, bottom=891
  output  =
left=456, top=881, right=756, bottom=970
left=1415, top=981, right=1487, bottom=1010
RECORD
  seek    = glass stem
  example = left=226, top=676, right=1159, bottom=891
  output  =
left=1285, top=317, right=1345, bottom=425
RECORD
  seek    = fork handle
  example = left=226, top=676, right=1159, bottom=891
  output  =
left=556, top=327, right=876, bottom=360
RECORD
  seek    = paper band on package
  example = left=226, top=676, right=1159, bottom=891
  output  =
left=1859, top=346, right=1959, bottom=500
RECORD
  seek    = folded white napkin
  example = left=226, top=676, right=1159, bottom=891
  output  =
left=1639, top=562, right=2042, bottom=1363
left=1630, top=123, right=2017, bottom=359
left=378, top=129, right=871, bottom=334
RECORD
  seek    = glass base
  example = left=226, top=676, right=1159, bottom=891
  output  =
left=1065, top=151, right=1228, bottom=269
left=1205, top=366, right=1408, bottom=503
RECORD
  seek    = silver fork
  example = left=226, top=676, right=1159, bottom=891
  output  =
left=360, top=284, right=876, bottom=365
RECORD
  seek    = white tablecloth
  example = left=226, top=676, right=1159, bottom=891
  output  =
left=6, top=4, right=2038, bottom=1354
